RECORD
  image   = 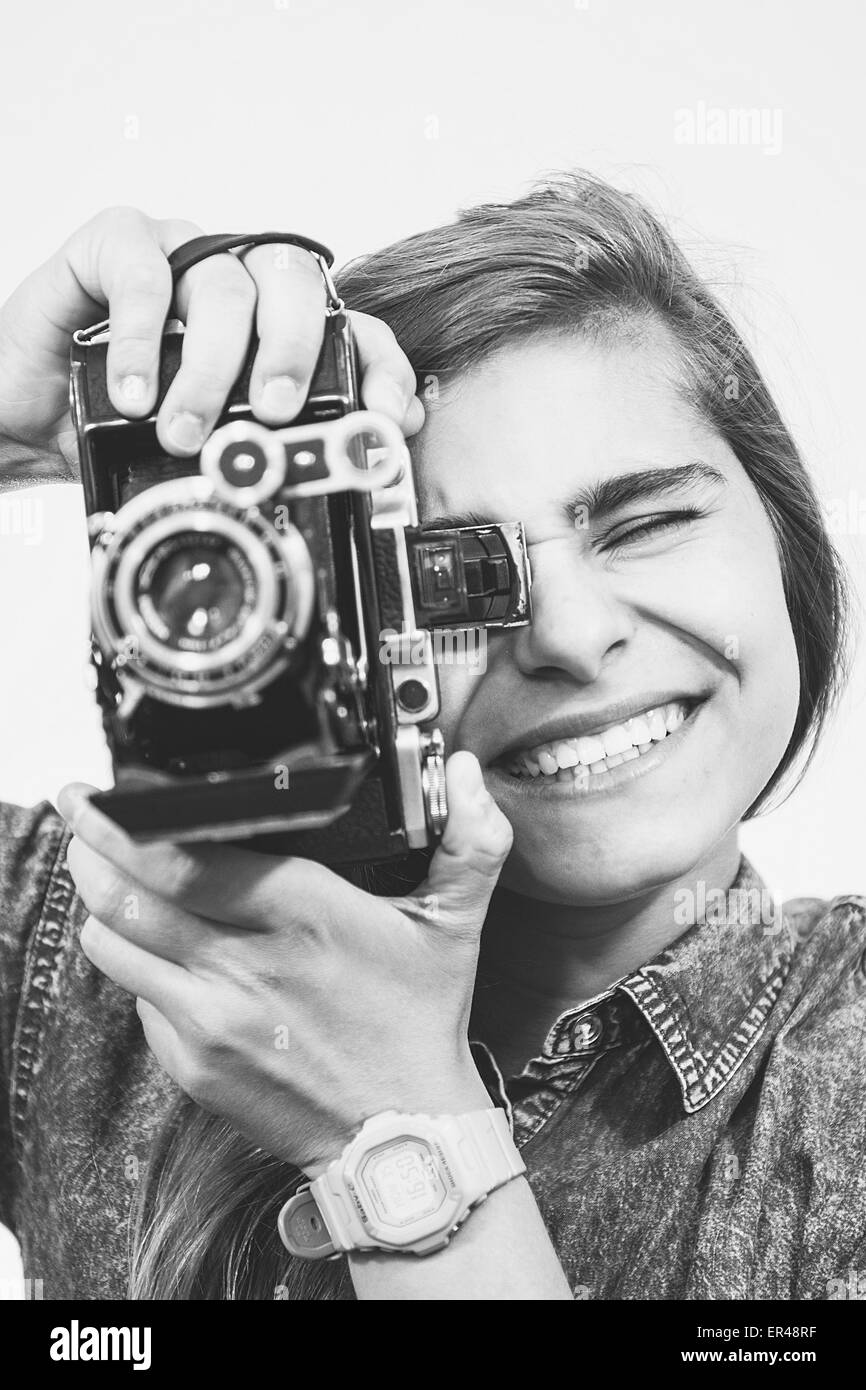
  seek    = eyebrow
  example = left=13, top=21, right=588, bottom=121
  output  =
left=420, top=462, right=727, bottom=530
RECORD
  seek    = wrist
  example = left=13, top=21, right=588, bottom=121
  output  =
left=301, top=1064, right=493, bottom=1180
left=279, top=1103, right=526, bottom=1264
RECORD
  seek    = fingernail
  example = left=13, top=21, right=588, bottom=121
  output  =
left=119, top=374, right=148, bottom=405
left=57, top=785, right=88, bottom=828
left=167, top=411, right=206, bottom=452
left=260, top=375, right=303, bottom=418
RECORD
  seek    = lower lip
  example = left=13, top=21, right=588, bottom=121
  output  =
left=486, top=701, right=706, bottom=802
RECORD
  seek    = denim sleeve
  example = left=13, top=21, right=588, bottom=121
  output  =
left=0, top=799, right=69, bottom=1232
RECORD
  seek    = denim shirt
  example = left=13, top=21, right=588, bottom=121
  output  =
left=1, top=797, right=865, bottom=1301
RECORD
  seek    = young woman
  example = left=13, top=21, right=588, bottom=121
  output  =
left=0, top=174, right=862, bottom=1301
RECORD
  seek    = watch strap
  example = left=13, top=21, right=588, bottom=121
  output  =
left=277, top=1107, right=525, bottom=1261
left=454, top=1105, right=526, bottom=1192
left=278, top=1185, right=338, bottom=1261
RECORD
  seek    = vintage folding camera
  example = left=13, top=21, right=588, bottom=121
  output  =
left=69, top=276, right=532, bottom=864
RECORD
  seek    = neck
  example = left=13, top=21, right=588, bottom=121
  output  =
left=471, top=829, right=741, bottom=1078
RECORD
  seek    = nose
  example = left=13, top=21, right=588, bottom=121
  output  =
left=510, top=540, right=635, bottom=683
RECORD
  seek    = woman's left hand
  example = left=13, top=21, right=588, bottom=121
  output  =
left=60, top=752, right=511, bottom=1177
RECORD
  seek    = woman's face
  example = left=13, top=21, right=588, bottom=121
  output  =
left=413, top=328, right=801, bottom=905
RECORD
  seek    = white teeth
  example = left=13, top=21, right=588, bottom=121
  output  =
left=555, top=741, right=581, bottom=769
left=626, top=714, right=651, bottom=745
left=646, top=708, right=668, bottom=740
left=601, top=724, right=632, bottom=757
left=507, top=699, right=692, bottom=781
left=576, top=734, right=605, bottom=765
left=665, top=704, right=685, bottom=732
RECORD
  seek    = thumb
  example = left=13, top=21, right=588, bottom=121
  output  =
left=409, top=751, right=513, bottom=934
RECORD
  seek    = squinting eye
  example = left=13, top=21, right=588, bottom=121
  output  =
left=599, top=507, right=704, bottom=553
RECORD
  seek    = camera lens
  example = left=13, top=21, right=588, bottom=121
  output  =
left=136, top=532, right=257, bottom=654
left=98, top=476, right=317, bottom=705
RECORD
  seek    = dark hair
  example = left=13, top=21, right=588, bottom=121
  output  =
left=129, top=170, right=850, bottom=1300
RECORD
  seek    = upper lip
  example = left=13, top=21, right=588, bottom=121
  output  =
left=488, top=691, right=705, bottom=764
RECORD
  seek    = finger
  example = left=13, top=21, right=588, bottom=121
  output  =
left=240, top=243, right=328, bottom=425
left=66, top=835, right=213, bottom=964
left=155, top=251, right=257, bottom=456
left=80, top=914, right=194, bottom=1018
left=402, top=395, right=426, bottom=438
left=350, top=311, right=417, bottom=429
left=66, top=207, right=179, bottom=420
left=410, top=753, right=513, bottom=935
left=58, top=782, right=354, bottom=931
left=136, top=997, right=184, bottom=1080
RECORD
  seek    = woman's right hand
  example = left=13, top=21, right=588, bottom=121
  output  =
left=0, top=205, right=423, bottom=478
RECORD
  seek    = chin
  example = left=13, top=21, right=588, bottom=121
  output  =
left=497, top=807, right=728, bottom=906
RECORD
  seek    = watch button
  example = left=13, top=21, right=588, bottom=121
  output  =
left=278, top=1190, right=336, bottom=1259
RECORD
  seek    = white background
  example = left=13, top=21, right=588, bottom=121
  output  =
left=0, top=0, right=863, bottom=1292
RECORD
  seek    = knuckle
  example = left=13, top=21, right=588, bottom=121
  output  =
left=262, top=245, right=325, bottom=284
left=479, top=819, right=514, bottom=865
left=186, top=1003, right=220, bottom=1046
left=79, top=863, right=126, bottom=922
left=193, top=258, right=257, bottom=308
left=222, top=272, right=258, bottom=311
left=110, top=329, right=163, bottom=362
left=175, top=1055, right=213, bottom=1104
left=289, top=912, right=323, bottom=949
left=99, top=203, right=150, bottom=230
left=170, top=359, right=234, bottom=406
left=118, top=264, right=171, bottom=305
left=159, top=217, right=204, bottom=243
left=255, top=331, right=319, bottom=374
left=183, top=999, right=230, bottom=1066
left=159, top=848, right=209, bottom=903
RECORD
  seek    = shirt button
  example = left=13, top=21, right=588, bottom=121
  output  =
left=570, top=1011, right=604, bottom=1050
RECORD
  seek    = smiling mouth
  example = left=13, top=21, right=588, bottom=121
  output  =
left=495, top=699, right=701, bottom=783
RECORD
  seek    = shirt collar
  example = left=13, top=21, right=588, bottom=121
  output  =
left=482, top=855, right=797, bottom=1116
left=614, top=854, right=796, bottom=1112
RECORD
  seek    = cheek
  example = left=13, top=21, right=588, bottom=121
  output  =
left=638, top=524, right=801, bottom=789
left=721, top=558, right=801, bottom=785
left=434, top=664, right=481, bottom=746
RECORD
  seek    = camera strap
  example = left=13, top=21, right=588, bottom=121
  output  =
left=166, top=232, right=342, bottom=309
left=74, top=233, right=341, bottom=345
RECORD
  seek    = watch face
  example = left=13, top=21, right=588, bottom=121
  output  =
left=358, top=1138, right=449, bottom=1228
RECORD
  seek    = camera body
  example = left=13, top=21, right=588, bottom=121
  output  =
left=70, top=287, right=531, bottom=864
